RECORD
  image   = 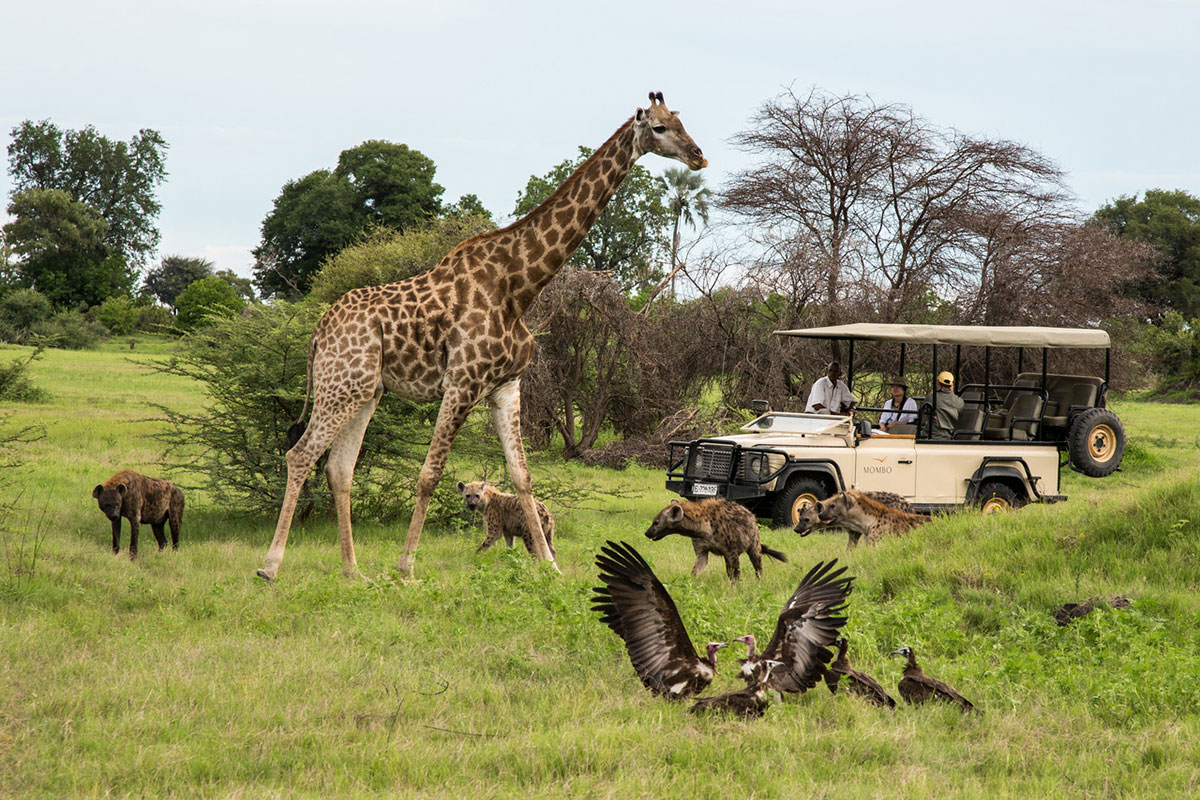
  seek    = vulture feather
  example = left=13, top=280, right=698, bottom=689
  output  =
left=690, top=659, right=783, bottom=719
left=890, top=647, right=975, bottom=712
left=824, top=637, right=896, bottom=708
left=734, top=559, right=854, bottom=694
left=592, top=540, right=727, bottom=699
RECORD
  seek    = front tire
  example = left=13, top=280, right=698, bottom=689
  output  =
left=771, top=477, right=829, bottom=529
left=1068, top=408, right=1125, bottom=477
left=976, top=480, right=1024, bottom=514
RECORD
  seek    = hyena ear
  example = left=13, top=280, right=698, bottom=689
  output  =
left=93, top=485, right=104, bottom=499
left=117, top=484, right=127, bottom=496
left=456, top=481, right=465, bottom=493
left=667, top=504, right=685, bottom=523
left=481, top=480, right=488, bottom=490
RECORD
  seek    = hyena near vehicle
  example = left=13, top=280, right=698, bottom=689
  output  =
left=457, top=480, right=556, bottom=559
left=644, top=498, right=787, bottom=581
left=92, top=470, right=184, bottom=558
left=794, top=490, right=928, bottom=547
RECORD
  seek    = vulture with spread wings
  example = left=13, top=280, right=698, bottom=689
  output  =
left=592, top=540, right=727, bottom=699
left=734, top=559, right=854, bottom=694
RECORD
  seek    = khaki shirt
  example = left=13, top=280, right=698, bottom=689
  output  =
left=932, top=389, right=965, bottom=438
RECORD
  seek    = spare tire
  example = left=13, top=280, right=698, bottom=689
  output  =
left=1068, top=408, right=1125, bottom=477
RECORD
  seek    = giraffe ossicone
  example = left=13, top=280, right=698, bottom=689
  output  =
left=257, top=92, right=706, bottom=582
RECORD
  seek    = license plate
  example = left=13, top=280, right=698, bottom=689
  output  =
left=692, top=482, right=719, bottom=496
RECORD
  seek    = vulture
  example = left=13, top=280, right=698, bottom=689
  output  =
left=824, top=637, right=896, bottom=708
left=889, top=647, right=975, bottom=712
left=592, top=540, right=728, bottom=699
left=690, top=659, right=783, bottom=719
left=733, top=559, right=854, bottom=694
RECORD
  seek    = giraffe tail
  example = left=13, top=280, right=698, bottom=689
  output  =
left=287, top=334, right=318, bottom=447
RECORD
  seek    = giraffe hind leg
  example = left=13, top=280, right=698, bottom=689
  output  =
left=324, top=387, right=383, bottom=579
left=489, top=380, right=557, bottom=570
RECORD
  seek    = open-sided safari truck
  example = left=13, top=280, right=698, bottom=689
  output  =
left=666, top=323, right=1124, bottom=526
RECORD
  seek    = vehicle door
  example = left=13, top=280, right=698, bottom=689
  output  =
left=853, top=436, right=917, bottom=497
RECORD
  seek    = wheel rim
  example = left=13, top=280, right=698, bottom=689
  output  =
left=790, top=493, right=821, bottom=525
left=1088, top=423, right=1117, bottom=462
left=981, top=495, right=1011, bottom=515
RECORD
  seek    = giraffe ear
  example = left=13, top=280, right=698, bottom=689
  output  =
left=636, top=107, right=646, bottom=121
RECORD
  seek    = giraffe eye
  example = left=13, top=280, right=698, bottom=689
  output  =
left=652, top=125, right=668, bottom=134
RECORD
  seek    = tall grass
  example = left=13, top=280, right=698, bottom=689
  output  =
left=2, top=341, right=1199, bottom=797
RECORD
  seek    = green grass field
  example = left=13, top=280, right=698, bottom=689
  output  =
left=3, top=340, right=1200, bottom=798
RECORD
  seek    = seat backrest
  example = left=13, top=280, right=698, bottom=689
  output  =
left=953, top=407, right=985, bottom=440
left=1004, top=377, right=1038, bottom=408
left=1066, top=382, right=1098, bottom=409
left=1009, top=393, right=1045, bottom=436
left=961, top=389, right=984, bottom=407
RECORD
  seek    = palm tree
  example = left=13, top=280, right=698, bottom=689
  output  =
left=659, top=167, right=711, bottom=297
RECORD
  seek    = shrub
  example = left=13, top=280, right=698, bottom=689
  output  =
left=175, top=276, right=247, bottom=331
left=29, top=309, right=108, bottom=349
left=95, top=295, right=138, bottom=335
left=0, top=346, right=49, bottom=402
left=134, top=303, right=174, bottom=334
left=0, top=288, right=51, bottom=343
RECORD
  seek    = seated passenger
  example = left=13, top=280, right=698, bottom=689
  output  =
left=806, top=361, right=857, bottom=416
left=932, top=371, right=964, bottom=438
left=879, top=378, right=918, bottom=433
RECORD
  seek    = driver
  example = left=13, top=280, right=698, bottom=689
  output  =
left=805, top=361, right=857, bottom=416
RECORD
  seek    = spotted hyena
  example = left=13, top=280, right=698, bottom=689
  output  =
left=645, top=498, right=787, bottom=581
left=92, top=470, right=184, bottom=558
left=792, top=490, right=914, bottom=537
left=457, top=480, right=556, bottom=559
left=794, top=490, right=927, bottom=547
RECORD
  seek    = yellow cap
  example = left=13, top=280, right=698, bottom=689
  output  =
left=937, top=371, right=954, bottom=386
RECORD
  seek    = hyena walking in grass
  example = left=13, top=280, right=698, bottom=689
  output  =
left=644, top=498, right=787, bottom=581
left=458, top=480, right=556, bottom=559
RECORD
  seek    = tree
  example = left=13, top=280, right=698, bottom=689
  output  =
left=721, top=88, right=1067, bottom=326
left=1094, top=189, right=1200, bottom=317
left=643, top=167, right=711, bottom=307
left=513, top=147, right=670, bottom=293
left=253, top=140, right=446, bottom=299
left=174, top=276, right=247, bottom=330
left=143, top=255, right=214, bottom=308
left=214, top=269, right=256, bottom=302
left=6, top=120, right=168, bottom=268
left=2, top=188, right=135, bottom=308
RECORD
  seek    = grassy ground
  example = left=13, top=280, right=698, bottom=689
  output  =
left=2, top=340, right=1200, bottom=798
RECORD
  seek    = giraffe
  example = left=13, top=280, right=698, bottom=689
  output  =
left=257, top=91, right=706, bottom=582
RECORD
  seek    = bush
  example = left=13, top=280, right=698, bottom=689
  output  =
left=309, top=213, right=495, bottom=304
left=95, top=295, right=138, bottom=335
left=29, top=309, right=109, bottom=349
left=175, top=276, right=247, bottom=331
left=134, top=303, right=175, bottom=334
left=0, top=346, right=49, bottom=402
left=151, top=301, right=485, bottom=524
left=1133, top=312, right=1200, bottom=394
left=0, top=288, right=52, bottom=343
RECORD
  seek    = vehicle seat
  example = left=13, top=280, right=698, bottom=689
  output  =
left=952, top=407, right=985, bottom=440
left=1006, top=393, right=1045, bottom=440
left=1043, top=382, right=1099, bottom=427
left=888, top=423, right=917, bottom=436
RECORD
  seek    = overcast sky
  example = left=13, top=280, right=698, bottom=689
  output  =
left=3, top=0, right=1198, bottom=281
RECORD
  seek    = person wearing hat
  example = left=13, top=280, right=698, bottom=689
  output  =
left=932, top=371, right=964, bottom=438
left=805, top=360, right=857, bottom=415
left=879, top=377, right=918, bottom=432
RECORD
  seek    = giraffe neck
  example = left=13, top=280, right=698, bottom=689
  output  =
left=507, top=119, right=640, bottom=313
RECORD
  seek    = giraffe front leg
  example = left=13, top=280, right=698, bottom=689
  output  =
left=398, top=387, right=480, bottom=578
left=489, top=380, right=558, bottom=571
left=325, top=388, right=382, bottom=580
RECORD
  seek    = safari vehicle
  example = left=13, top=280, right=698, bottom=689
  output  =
left=665, top=323, right=1124, bottom=526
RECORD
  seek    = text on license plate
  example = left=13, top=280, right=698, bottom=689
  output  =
left=692, top=482, right=719, bottom=496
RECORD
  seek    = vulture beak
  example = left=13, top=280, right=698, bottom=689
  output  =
left=889, top=648, right=908, bottom=658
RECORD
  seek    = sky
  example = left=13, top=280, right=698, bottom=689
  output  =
left=2, top=0, right=1198, bottom=281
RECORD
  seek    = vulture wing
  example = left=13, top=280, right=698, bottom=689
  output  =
left=760, top=559, right=853, bottom=693
left=899, top=674, right=975, bottom=711
left=842, top=668, right=897, bottom=708
left=592, top=540, right=712, bottom=698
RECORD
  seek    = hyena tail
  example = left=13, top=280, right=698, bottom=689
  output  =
left=762, top=544, right=788, bottom=563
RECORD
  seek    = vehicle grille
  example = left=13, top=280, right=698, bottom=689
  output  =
left=689, top=446, right=734, bottom=481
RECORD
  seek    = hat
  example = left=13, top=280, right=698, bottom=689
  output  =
left=937, top=371, right=954, bottom=387
left=888, top=377, right=908, bottom=388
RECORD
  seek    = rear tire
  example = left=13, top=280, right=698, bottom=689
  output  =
left=1068, top=408, right=1125, bottom=477
left=977, top=480, right=1023, bottom=514
left=771, top=477, right=829, bottom=529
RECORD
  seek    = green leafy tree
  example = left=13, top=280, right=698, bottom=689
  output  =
left=309, top=212, right=495, bottom=304
left=6, top=120, right=168, bottom=267
left=442, top=193, right=492, bottom=222
left=95, top=295, right=138, bottom=335
left=253, top=140, right=446, bottom=299
left=1094, top=189, right=1200, bottom=317
left=214, top=269, right=256, bottom=302
left=174, top=276, right=247, bottom=331
left=2, top=188, right=135, bottom=308
left=0, top=288, right=51, bottom=342
left=142, top=255, right=214, bottom=308
left=513, top=147, right=670, bottom=293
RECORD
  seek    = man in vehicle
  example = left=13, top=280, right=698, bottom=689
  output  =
left=879, top=378, right=918, bottom=432
left=932, top=371, right=964, bottom=438
left=806, top=361, right=857, bottom=415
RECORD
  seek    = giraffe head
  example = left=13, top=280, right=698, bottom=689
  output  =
left=633, top=91, right=707, bottom=170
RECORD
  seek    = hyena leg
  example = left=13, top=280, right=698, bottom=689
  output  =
left=747, top=544, right=764, bottom=578
left=476, top=521, right=503, bottom=554
left=111, top=518, right=122, bottom=554
left=128, top=517, right=140, bottom=560
left=691, top=543, right=709, bottom=576
left=169, top=493, right=183, bottom=549
left=542, top=514, right=556, bottom=559
left=151, top=514, right=168, bottom=550
left=723, top=553, right=741, bottom=582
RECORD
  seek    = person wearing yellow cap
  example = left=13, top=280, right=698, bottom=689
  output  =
left=932, top=371, right=964, bottom=438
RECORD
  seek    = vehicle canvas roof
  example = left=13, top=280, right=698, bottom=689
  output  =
left=773, top=323, right=1110, bottom=349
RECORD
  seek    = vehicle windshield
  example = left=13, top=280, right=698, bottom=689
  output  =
left=741, top=414, right=848, bottom=434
